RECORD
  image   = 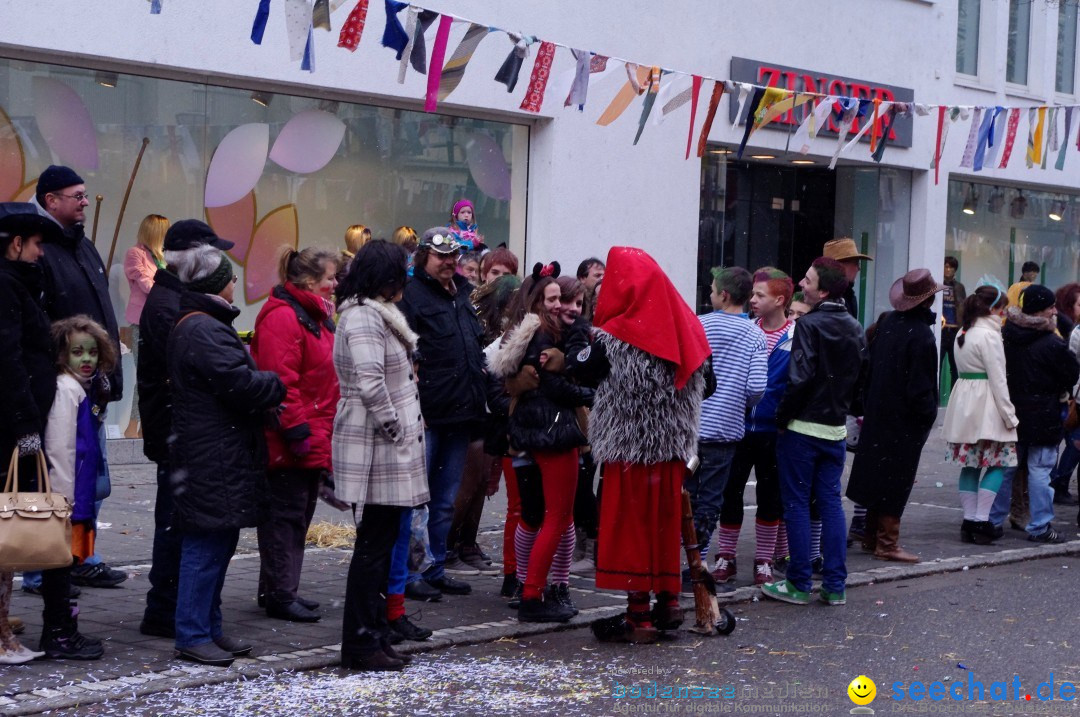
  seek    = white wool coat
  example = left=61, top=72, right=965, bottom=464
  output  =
left=942, top=316, right=1019, bottom=444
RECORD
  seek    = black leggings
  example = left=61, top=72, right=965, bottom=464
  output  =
left=517, top=463, right=545, bottom=529
left=573, top=453, right=599, bottom=539
left=721, top=432, right=783, bottom=525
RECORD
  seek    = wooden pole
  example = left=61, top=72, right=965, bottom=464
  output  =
left=90, top=194, right=103, bottom=245
left=106, top=137, right=150, bottom=269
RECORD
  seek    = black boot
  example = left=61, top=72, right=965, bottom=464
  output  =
left=341, top=650, right=404, bottom=671
left=548, top=583, right=578, bottom=616
left=518, top=596, right=575, bottom=623
left=500, top=573, right=521, bottom=598
left=40, top=625, right=104, bottom=660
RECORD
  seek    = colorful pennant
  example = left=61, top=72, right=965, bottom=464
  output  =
left=438, top=23, right=489, bottom=101
left=251, top=0, right=272, bottom=44
left=337, top=0, right=369, bottom=51
left=597, top=64, right=650, bottom=126
left=495, top=33, right=530, bottom=92
left=685, top=75, right=702, bottom=160
left=381, top=0, right=410, bottom=55
left=696, top=81, right=725, bottom=158
left=519, top=41, right=556, bottom=113
left=633, top=67, right=662, bottom=145
left=424, top=15, right=453, bottom=113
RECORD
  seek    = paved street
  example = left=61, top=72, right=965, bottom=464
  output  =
left=3, top=414, right=1080, bottom=714
left=44, top=557, right=1080, bottom=716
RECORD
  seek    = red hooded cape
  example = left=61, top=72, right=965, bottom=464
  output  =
left=592, top=246, right=710, bottom=389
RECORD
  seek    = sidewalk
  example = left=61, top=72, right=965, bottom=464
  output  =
left=4, top=412, right=1080, bottom=714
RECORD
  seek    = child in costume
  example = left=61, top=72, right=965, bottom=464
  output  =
left=563, top=247, right=711, bottom=643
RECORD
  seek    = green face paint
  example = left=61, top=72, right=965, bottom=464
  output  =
left=66, top=331, right=99, bottom=378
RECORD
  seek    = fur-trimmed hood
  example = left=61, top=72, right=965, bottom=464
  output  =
left=341, top=297, right=419, bottom=353
left=489, top=313, right=540, bottom=379
left=1004, top=305, right=1057, bottom=335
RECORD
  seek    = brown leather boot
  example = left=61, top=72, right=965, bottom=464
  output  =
left=873, top=515, right=919, bottom=563
left=860, top=511, right=878, bottom=553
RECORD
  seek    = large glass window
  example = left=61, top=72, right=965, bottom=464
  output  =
left=956, top=0, right=981, bottom=76
left=1007, top=0, right=1032, bottom=85
left=945, top=179, right=1080, bottom=294
left=1058, top=1, right=1078, bottom=93
left=0, top=56, right=528, bottom=429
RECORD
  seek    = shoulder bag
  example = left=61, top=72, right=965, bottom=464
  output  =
left=0, top=449, right=73, bottom=571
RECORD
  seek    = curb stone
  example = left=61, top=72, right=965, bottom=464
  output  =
left=5, top=541, right=1079, bottom=715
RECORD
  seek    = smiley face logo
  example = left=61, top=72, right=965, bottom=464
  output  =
left=848, top=675, right=876, bottom=706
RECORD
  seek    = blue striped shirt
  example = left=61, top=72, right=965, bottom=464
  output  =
left=698, top=311, right=768, bottom=442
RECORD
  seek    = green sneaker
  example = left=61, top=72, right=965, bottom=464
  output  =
left=819, top=588, right=846, bottom=606
left=760, top=579, right=810, bottom=605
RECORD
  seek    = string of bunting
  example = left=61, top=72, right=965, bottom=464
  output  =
left=243, top=0, right=1080, bottom=181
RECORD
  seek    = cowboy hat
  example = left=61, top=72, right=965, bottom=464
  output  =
left=889, top=268, right=944, bottom=312
left=823, top=237, right=872, bottom=262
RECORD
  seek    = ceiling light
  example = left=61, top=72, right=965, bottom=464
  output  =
left=95, top=71, right=119, bottom=88
left=1010, top=191, right=1027, bottom=219
left=962, top=184, right=978, bottom=215
left=710, top=148, right=732, bottom=155
left=1049, top=199, right=1066, bottom=221
left=750, top=154, right=776, bottom=160
left=251, top=90, right=274, bottom=107
left=791, top=159, right=816, bottom=165
left=987, top=186, right=1005, bottom=214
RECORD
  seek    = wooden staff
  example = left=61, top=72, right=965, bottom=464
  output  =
left=106, top=137, right=150, bottom=269
left=90, top=195, right=103, bottom=245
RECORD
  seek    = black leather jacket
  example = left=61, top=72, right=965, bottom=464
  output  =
left=775, top=300, right=867, bottom=430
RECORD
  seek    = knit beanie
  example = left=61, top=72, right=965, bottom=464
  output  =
left=451, top=199, right=474, bottom=219
left=184, top=253, right=234, bottom=295
left=35, top=165, right=85, bottom=204
left=1019, top=284, right=1055, bottom=315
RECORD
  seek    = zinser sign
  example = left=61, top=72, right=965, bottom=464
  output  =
left=729, top=57, right=915, bottom=149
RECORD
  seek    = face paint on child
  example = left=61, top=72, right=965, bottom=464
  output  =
left=67, top=331, right=99, bottom=378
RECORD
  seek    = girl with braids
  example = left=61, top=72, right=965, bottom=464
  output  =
left=490, top=262, right=593, bottom=623
left=942, top=283, right=1018, bottom=544
left=251, top=247, right=341, bottom=623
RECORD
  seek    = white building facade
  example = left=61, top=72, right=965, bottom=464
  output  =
left=0, top=1, right=1076, bottom=329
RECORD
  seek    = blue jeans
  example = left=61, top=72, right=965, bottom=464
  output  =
left=685, top=441, right=737, bottom=548
left=144, top=462, right=182, bottom=626
left=175, top=529, right=239, bottom=649
left=1051, top=428, right=1080, bottom=490
left=388, top=508, right=411, bottom=595
left=413, top=427, right=469, bottom=583
left=990, top=443, right=1057, bottom=536
left=776, top=430, right=847, bottom=594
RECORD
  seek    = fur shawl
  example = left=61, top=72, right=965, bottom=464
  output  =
left=355, top=297, right=419, bottom=354
left=489, top=313, right=540, bottom=379
left=589, top=330, right=704, bottom=465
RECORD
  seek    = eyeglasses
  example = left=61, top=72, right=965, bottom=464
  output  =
left=51, top=192, right=90, bottom=203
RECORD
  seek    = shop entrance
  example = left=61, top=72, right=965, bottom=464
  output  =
left=697, top=156, right=836, bottom=313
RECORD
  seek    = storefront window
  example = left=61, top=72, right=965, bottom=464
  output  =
left=0, top=56, right=527, bottom=428
left=1007, top=0, right=1032, bottom=85
left=698, top=152, right=911, bottom=324
left=945, top=179, right=1080, bottom=295
left=956, top=0, right=981, bottom=77
left=1057, top=1, right=1078, bottom=94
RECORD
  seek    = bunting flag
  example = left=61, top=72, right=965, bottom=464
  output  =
left=695, top=80, right=725, bottom=158
left=1057, top=107, right=1074, bottom=170
left=659, top=75, right=694, bottom=119
left=395, top=6, right=418, bottom=79
left=1026, top=107, right=1046, bottom=168
left=313, top=0, right=331, bottom=30
left=285, top=0, right=314, bottom=62
left=828, top=97, right=863, bottom=169
left=933, top=106, right=946, bottom=184
left=564, top=49, right=592, bottom=109
left=685, top=75, right=702, bottom=160
left=837, top=99, right=883, bottom=164
left=301, top=21, right=316, bottom=71
left=251, top=0, right=272, bottom=44
left=337, top=0, right=369, bottom=51
left=381, top=0, right=410, bottom=56
left=735, top=87, right=766, bottom=158
left=625, top=63, right=644, bottom=93
left=424, top=15, right=453, bottom=112
left=438, top=23, right=489, bottom=101
left=981, top=107, right=1006, bottom=168
left=997, top=108, right=1022, bottom=169
left=151, top=0, right=162, bottom=13
left=868, top=98, right=882, bottom=155
left=958, top=107, right=983, bottom=169
left=409, top=11, right=439, bottom=73
left=591, top=55, right=609, bottom=73
left=731, top=83, right=753, bottom=129
left=757, top=91, right=813, bottom=130
left=972, top=107, right=1001, bottom=171
left=597, top=64, right=650, bottom=126
left=871, top=104, right=900, bottom=163
left=494, top=33, right=529, bottom=92
left=792, top=96, right=837, bottom=154
left=633, top=67, right=662, bottom=145
left=519, top=41, right=556, bottom=113
left=1043, top=107, right=1057, bottom=169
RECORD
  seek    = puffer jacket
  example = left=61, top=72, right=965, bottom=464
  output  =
left=775, top=300, right=867, bottom=430
left=399, top=267, right=487, bottom=428
left=0, top=258, right=56, bottom=454
left=1002, top=308, right=1080, bottom=445
left=167, top=290, right=285, bottom=532
left=490, top=313, right=593, bottom=452
left=251, top=283, right=339, bottom=471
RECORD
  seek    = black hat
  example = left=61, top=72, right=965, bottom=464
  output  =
left=1019, top=284, right=1055, bottom=315
left=35, top=165, right=85, bottom=204
left=163, top=219, right=235, bottom=252
left=0, top=202, right=60, bottom=243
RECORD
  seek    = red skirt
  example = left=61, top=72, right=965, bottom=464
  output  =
left=595, top=461, right=683, bottom=595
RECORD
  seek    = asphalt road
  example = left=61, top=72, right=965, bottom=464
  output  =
left=51, top=555, right=1080, bottom=717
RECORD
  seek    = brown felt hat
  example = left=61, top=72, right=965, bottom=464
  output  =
left=823, top=237, right=872, bottom=262
left=889, top=268, right=944, bottom=312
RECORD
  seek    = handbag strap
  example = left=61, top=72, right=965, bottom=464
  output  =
left=3, top=447, right=53, bottom=495
left=4, top=447, right=17, bottom=493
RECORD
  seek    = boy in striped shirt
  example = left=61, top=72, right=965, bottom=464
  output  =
left=687, top=267, right=767, bottom=576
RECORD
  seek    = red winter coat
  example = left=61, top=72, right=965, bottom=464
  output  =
left=251, top=282, right=339, bottom=471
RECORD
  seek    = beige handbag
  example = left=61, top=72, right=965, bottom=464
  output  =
left=0, top=449, right=73, bottom=571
